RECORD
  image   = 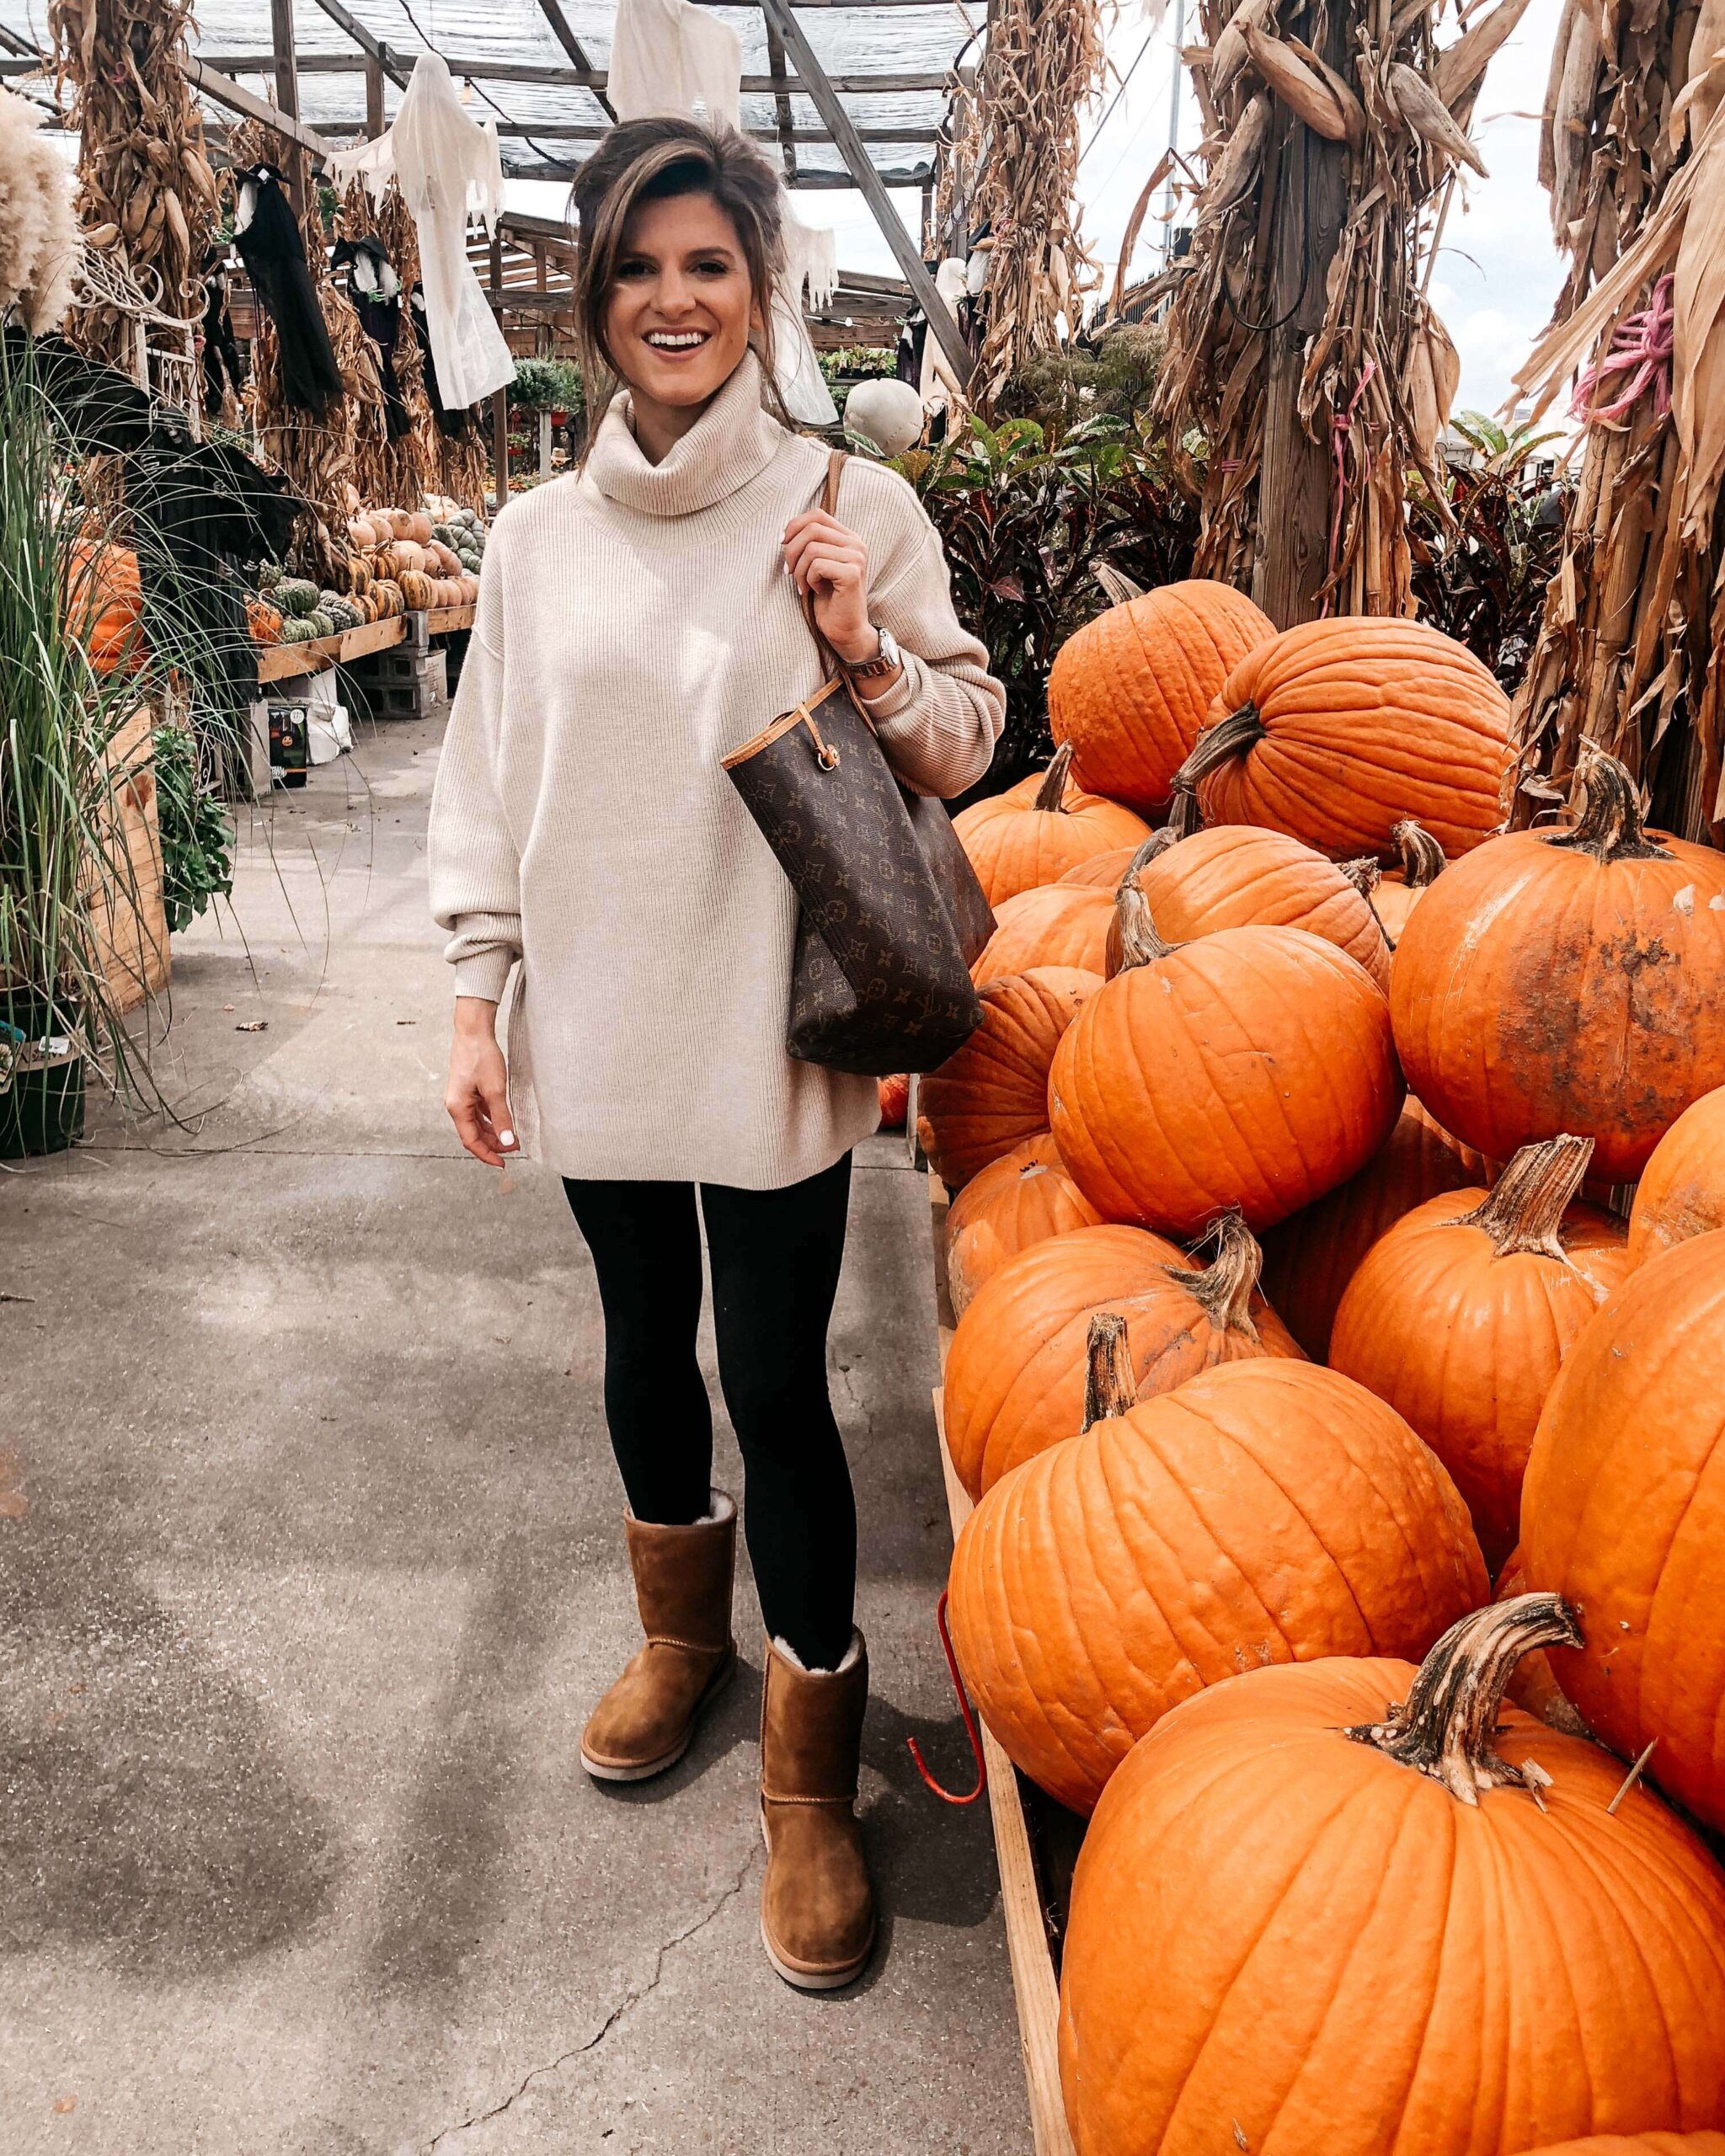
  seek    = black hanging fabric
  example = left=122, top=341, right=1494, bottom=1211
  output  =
left=200, top=258, right=247, bottom=417
left=332, top=236, right=410, bottom=440
left=231, top=164, right=342, bottom=418
left=409, top=284, right=471, bottom=439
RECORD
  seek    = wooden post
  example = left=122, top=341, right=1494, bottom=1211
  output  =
left=490, top=232, right=510, bottom=504
left=364, top=52, right=385, bottom=138
left=270, top=0, right=302, bottom=211
left=757, top=0, right=970, bottom=389
left=1250, top=3, right=1352, bottom=629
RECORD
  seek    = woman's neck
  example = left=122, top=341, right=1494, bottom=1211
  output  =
left=628, top=383, right=718, bottom=466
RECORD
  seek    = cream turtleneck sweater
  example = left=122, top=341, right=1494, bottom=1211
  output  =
left=427, top=353, right=1004, bottom=1187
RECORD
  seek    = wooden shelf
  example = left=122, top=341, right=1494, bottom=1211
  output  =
left=927, top=1171, right=1079, bottom=2156
left=256, top=614, right=406, bottom=683
left=427, top=604, right=477, bottom=633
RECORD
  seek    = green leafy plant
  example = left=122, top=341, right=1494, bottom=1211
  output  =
left=508, top=356, right=585, bottom=415
left=151, top=720, right=233, bottom=933
left=818, top=344, right=896, bottom=387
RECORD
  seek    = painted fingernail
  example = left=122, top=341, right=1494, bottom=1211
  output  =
left=499, top=1129, right=515, bottom=1147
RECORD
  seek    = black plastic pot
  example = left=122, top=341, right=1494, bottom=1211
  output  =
left=0, top=995, right=86, bottom=1159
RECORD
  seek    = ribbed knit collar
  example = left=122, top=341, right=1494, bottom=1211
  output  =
left=585, top=350, right=787, bottom=518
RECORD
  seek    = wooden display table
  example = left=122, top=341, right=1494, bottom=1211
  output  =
left=257, top=615, right=406, bottom=684
left=426, top=603, right=477, bottom=634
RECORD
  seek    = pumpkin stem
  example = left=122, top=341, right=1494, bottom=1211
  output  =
left=1172, top=1210, right=1263, bottom=1339
left=1344, top=1593, right=1583, bottom=1806
left=1391, top=819, right=1447, bottom=889
left=1081, top=1311, right=1137, bottom=1430
left=1112, top=880, right=1175, bottom=971
left=1461, top=1135, right=1594, bottom=1260
left=1172, top=703, right=1265, bottom=792
left=1546, top=748, right=1671, bottom=863
left=1338, top=857, right=1381, bottom=898
left=1033, top=740, right=1077, bottom=814
left=1163, top=784, right=1204, bottom=842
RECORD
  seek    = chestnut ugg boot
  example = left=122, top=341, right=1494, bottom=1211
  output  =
left=759, top=1630, right=875, bottom=1990
left=580, top=1492, right=737, bottom=1782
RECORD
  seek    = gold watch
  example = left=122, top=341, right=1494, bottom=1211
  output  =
left=848, top=625, right=901, bottom=680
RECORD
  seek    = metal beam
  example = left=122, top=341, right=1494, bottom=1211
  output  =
left=198, top=53, right=961, bottom=93
left=757, top=0, right=969, bottom=384
left=533, top=0, right=617, bottom=121
left=489, top=160, right=933, bottom=189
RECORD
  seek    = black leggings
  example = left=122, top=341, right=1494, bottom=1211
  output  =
left=563, top=1154, right=857, bottom=1671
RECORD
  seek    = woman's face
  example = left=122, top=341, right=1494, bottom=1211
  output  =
left=604, top=190, right=762, bottom=414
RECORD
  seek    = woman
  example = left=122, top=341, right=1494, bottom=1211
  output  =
left=428, top=118, right=1001, bottom=1991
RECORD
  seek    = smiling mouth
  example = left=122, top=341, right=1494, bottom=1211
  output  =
left=644, top=329, right=711, bottom=351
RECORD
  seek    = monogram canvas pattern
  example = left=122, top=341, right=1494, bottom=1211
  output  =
left=729, top=678, right=995, bottom=1076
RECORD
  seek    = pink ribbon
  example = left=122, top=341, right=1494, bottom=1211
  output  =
left=1322, top=357, right=1376, bottom=618
left=1572, top=273, right=1674, bottom=424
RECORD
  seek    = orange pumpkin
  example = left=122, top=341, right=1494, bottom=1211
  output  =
left=1522, top=1230, right=1725, bottom=1833
left=1258, top=1098, right=1486, bottom=1358
left=875, top=1072, right=908, bottom=1130
left=970, top=883, right=1114, bottom=984
left=943, top=1133, right=1103, bottom=1316
left=952, top=744, right=1150, bottom=905
left=66, top=536, right=145, bottom=675
left=1329, top=1135, right=1631, bottom=1573
left=1519, top=2138, right=1725, bottom=2154
left=245, top=595, right=283, bottom=645
left=949, top=1342, right=1487, bottom=1813
left=1059, top=1596, right=1725, bottom=2156
left=1049, top=884, right=1403, bottom=1237
left=1374, top=819, right=1447, bottom=943
left=406, top=510, right=434, bottom=547
left=918, top=967, right=1099, bottom=1187
left=1048, top=579, right=1274, bottom=813
left=943, top=1213, right=1302, bottom=1497
left=1392, top=752, right=1725, bottom=1181
left=398, top=570, right=435, bottom=611
left=1178, top=616, right=1512, bottom=860
left=1119, top=822, right=1392, bottom=990
left=348, top=515, right=380, bottom=551
left=1627, top=1085, right=1725, bottom=1268
left=1056, top=789, right=1205, bottom=892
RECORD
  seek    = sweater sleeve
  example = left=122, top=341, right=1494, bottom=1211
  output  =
left=428, top=605, right=521, bottom=1003
left=856, top=494, right=1005, bottom=801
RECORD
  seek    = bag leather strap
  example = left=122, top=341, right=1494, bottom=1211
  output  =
left=798, top=447, right=848, bottom=680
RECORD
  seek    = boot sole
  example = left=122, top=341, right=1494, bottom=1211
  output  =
left=756, top=1807, right=875, bottom=1990
left=580, top=1652, right=735, bottom=1783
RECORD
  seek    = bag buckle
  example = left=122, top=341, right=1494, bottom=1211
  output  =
left=799, top=702, right=841, bottom=771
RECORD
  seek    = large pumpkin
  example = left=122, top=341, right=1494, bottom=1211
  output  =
left=1121, top=822, right=1391, bottom=990
left=1177, top=616, right=1511, bottom=860
left=1374, top=819, right=1448, bottom=943
left=943, top=1214, right=1301, bottom=1498
left=943, top=1133, right=1103, bottom=1317
left=1049, top=885, right=1402, bottom=1237
left=1521, top=1230, right=1725, bottom=1833
left=1048, top=579, right=1274, bottom=814
left=1060, top=1596, right=1725, bottom=2156
left=953, top=744, right=1149, bottom=906
left=949, top=1342, right=1487, bottom=1814
left=917, top=967, right=1100, bottom=1187
left=1391, top=751, right=1725, bottom=1181
left=1627, top=1085, right=1725, bottom=1268
left=1519, top=2139, right=1725, bottom=2154
left=66, top=536, right=145, bottom=675
left=1056, top=791, right=1205, bottom=891
left=970, top=883, right=1114, bottom=984
left=1258, top=1098, right=1484, bottom=1358
left=1329, top=1135, right=1631, bottom=1574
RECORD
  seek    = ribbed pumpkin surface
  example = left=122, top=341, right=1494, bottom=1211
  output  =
left=1628, top=1085, right=1725, bottom=1267
left=953, top=766, right=1148, bottom=907
left=1519, top=2138, right=1725, bottom=2154
left=943, top=1134, right=1103, bottom=1317
left=943, top=1221, right=1301, bottom=1498
left=971, top=883, right=1114, bottom=985
left=1391, top=778, right=1725, bottom=1181
left=1048, top=579, right=1274, bottom=814
left=1058, top=841, right=1145, bottom=889
left=1135, top=823, right=1391, bottom=990
left=1192, top=617, right=1511, bottom=859
left=948, top=1360, right=1487, bottom=1814
left=1330, top=1155, right=1630, bottom=1574
left=1523, top=1230, right=1725, bottom=1833
left=1049, top=925, right=1402, bottom=1237
left=1060, top=1649, right=1725, bottom=2156
left=1258, top=1100, right=1483, bottom=1358
left=918, top=967, right=1099, bottom=1188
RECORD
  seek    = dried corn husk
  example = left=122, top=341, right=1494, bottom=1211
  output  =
left=1434, top=0, right=1539, bottom=109
left=1243, top=24, right=1357, bottom=141
left=1389, top=61, right=1490, bottom=173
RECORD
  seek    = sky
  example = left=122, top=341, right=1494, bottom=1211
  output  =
left=510, top=0, right=1571, bottom=422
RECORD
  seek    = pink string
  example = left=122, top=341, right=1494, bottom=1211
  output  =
left=1322, top=357, right=1376, bottom=619
left=1572, top=274, right=1674, bottom=424
left=906, top=1591, right=988, bottom=1806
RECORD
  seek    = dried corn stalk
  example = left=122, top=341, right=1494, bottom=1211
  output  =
left=1156, top=0, right=1530, bottom=620
left=48, top=0, right=217, bottom=364
left=1509, top=0, right=1725, bottom=842
left=963, top=0, right=1107, bottom=404
left=337, top=178, right=432, bottom=510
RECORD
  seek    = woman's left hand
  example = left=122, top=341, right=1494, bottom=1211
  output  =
left=782, top=509, right=878, bottom=667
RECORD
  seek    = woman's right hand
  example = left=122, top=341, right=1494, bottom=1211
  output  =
left=446, top=997, right=518, bottom=1166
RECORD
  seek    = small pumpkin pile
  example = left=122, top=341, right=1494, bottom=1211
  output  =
left=921, top=592, right=1725, bottom=2155
left=343, top=501, right=484, bottom=614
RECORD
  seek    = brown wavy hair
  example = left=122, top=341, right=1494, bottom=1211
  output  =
left=569, top=118, right=788, bottom=424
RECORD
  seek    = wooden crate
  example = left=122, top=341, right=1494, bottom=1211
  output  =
left=927, top=1170, right=1080, bottom=2156
left=88, top=704, right=168, bottom=1015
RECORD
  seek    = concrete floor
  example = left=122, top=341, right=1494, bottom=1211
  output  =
left=0, top=704, right=1027, bottom=2154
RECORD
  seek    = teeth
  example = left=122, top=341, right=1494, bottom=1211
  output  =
left=646, top=332, right=706, bottom=349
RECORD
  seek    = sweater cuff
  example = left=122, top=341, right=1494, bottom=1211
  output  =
left=453, top=946, right=516, bottom=1002
left=853, top=649, right=924, bottom=724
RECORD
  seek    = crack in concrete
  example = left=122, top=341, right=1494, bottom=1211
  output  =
left=424, top=1849, right=756, bottom=2151
left=833, top=1359, right=876, bottom=1444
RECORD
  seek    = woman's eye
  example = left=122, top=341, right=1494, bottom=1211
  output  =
left=694, top=259, right=733, bottom=278
left=616, top=259, right=653, bottom=280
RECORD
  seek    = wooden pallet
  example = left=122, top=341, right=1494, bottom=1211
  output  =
left=256, top=615, right=407, bottom=683
left=927, top=1170, right=1080, bottom=2156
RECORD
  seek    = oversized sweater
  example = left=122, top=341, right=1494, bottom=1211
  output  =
left=427, top=351, right=1005, bottom=1187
